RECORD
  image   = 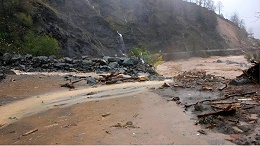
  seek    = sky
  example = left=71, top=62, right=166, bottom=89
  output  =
left=212, top=0, right=259, bottom=39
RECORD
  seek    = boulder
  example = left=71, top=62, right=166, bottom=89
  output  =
left=108, top=62, right=119, bottom=69
left=122, top=58, right=135, bottom=66
left=64, top=57, right=73, bottom=63
left=108, top=57, right=121, bottom=63
left=24, top=54, right=33, bottom=60
left=82, top=60, right=93, bottom=66
left=86, top=76, right=97, bottom=85
left=11, top=54, right=22, bottom=62
left=3, top=53, right=12, bottom=64
left=0, top=73, right=5, bottom=82
left=103, top=56, right=111, bottom=63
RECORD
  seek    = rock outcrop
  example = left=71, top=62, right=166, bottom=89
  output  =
left=1, top=0, right=258, bottom=58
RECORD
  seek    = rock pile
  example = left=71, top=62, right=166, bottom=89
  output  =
left=0, top=53, right=158, bottom=79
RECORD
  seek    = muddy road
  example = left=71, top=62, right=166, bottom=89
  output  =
left=0, top=55, right=258, bottom=145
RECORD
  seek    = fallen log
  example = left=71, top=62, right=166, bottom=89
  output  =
left=105, top=77, right=138, bottom=84
left=185, top=91, right=256, bottom=108
left=61, top=83, right=75, bottom=89
left=61, top=79, right=84, bottom=89
left=197, top=106, right=236, bottom=118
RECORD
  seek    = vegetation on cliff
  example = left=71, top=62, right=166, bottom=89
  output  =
left=0, top=0, right=60, bottom=56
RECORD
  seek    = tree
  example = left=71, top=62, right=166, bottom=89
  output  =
left=230, top=12, right=240, bottom=26
left=216, top=1, right=223, bottom=15
left=205, top=0, right=215, bottom=11
left=247, top=28, right=254, bottom=38
left=238, top=19, right=245, bottom=29
left=196, top=0, right=203, bottom=6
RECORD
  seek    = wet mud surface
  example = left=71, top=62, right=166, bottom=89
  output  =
left=155, top=70, right=259, bottom=145
left=0, top=55, right=258, bottom=145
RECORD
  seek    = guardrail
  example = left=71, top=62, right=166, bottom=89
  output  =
left=161, top=49, right=245, bottom=61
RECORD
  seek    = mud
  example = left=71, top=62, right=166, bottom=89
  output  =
left=0, top=55, right=258, bottom=145
left=0, top=91, right=233, bottom=145
left=155, top=70, right=259, bottom=145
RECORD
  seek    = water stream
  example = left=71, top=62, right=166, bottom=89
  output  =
left=117, top=31, right=126, bottom=56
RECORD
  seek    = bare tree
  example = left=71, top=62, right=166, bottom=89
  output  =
left=205, top=0, right=215, bottom=11
left=196, top=0, right=203, bottom=6
left=216, top=1, right=223, bottom=15
left=230, top=12, right=240, bottom=25
left=247, top=28, right=254, bottom=38
left=238, top=19, right=245, bottom=29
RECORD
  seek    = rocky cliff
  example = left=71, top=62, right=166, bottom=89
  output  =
left=0, top=0, right=257, bottom=58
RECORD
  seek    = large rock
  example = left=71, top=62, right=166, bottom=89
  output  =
left=0, top=73, right=5, bottom=82
left=86, top=76, right=97, bottom=85
left=122, top=58, right=136, bottom=66
left=108, top=62, right=119, bottom=69
left=3, top=53, right=12, bottom=65
left=82, top=60, right=93, bottom=66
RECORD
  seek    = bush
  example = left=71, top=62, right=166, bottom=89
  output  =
left=17, top=12, right=33, bottom=27
left=129, top=46, right=150, bottom=59
left=129, top=46, right=163, bottom=67
left=244, top=53, right=259, bottom=62
left=149, top=53, right=164, bottom=67
left=22, top=31, right=60, bottom=56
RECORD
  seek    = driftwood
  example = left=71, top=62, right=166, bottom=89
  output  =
left=22, top=129, right=38, bottom=136
left=218, top=83, right=227, bottom=91
left=185, top=91, right=256, bottom=108
left=198, top=105, right=236, bottom=118
left=99, top=72, right=147, bottom=85
left=61, top=79, right=84, bottom=89
left=105, top=77, right=138, bottom=84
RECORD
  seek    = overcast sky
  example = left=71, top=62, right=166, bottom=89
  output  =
left=212, top=0, right=259, bottom=39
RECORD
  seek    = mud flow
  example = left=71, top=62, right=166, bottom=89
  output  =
left=0, top=55, right=258, bottom=145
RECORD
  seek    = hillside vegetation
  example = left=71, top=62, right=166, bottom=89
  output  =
left=0, top=0, right=257, bottom=58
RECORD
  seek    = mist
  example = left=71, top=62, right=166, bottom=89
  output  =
left=213, top=0, right=259, bottom=39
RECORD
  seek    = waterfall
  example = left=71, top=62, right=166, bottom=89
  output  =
left=123, top=15, right=128, bottom=23
left=86, top=0, right=95, bottom=10
left=117, top=31, right=126, bottom=56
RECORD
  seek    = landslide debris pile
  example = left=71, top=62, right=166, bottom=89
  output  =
left=156, top=69, right=259, bottom=145
left=240, top=63, right=259, bottom=84
left=0, top=53, right=159, bottom=80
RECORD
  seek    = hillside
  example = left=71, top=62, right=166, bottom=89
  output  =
left=0, top=0, right=258, bottom=58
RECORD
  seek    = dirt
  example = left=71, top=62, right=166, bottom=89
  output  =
left=0, top=55, right=258, bottom=145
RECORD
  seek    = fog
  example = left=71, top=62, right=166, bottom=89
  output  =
left=213, top=0, right=259, bottom=39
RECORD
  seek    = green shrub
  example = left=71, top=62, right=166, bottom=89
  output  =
left=129, top=46, right=150, bottom=59
left=149, top=53, right=164, bottom=68
left=22, top=31, right=60, bottom=56
left=244, top=53, right=259, bottom=62
left=17, top=12, right=33, bottom=27
left=129, top=46, right=163, bottom=67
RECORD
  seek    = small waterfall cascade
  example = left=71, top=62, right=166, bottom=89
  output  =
left=117, top=31, right=126, bottom=56
left=86, top=0, right=95, bottom=10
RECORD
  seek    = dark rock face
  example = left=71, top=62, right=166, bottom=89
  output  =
left=33, top=0, right=119, bottom=58
left=29, top=0, right=228, bottom=58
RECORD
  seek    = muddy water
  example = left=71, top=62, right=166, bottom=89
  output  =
left=157, top=55, right=251, bottom=78
left=0, top=81, right=168, bottom=127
